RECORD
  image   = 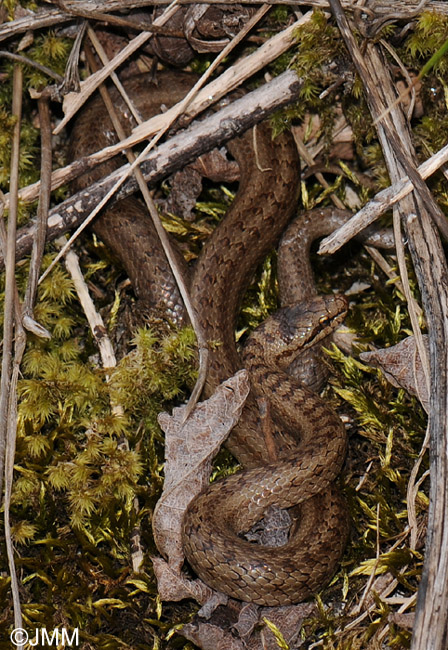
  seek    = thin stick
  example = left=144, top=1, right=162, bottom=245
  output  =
left=0, top=66, right=22, bottom=499
left=319, top=143, right=448, bottom=255
left=0, top=50, right=63, bottom=82
left=1, top=64, right=24, bottom=646
left=0, top=199, right=24, bottom=330
left=23, top=98, right=53, bottom=317
left=86, top=26, right=143, bottom=123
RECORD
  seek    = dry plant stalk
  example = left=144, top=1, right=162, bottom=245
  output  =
left=0, top=64, right=25, bottom=644
left=329, top=2, right=448, bottom=648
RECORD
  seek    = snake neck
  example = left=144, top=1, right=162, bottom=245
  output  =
left=278, top=206, right=396, bottom=307
left=242, top=297, right=348, bottom=459
left=189, top=125, right=300, bottom=466
left=191, top=125, right=300, bottom=390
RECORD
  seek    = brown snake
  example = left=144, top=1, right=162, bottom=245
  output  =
left=68, top=70, right=391, bottom=606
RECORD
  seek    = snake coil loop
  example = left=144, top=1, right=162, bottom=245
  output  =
left=70, top=70, right=351, bottom=605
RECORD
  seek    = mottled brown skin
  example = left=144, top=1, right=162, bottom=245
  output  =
left=70, top=71, right=350, bottom=606
left=278, top=206, right=395, bottom=306
left=190, top=121, right=303, bottom=468
left=183, top=296, right=349, bottom=605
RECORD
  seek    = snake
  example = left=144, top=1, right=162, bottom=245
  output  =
left=69, top=69, right=392, bottom=606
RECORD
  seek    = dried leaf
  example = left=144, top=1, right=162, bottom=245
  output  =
left=181, top=601, right=316, bottom=650
left=231, top=603, right=260, bottom=639
left=360, top=335, right=429, bottom=412
left=245, top=505, right=291, bottom=546
left=262, top=617, right=290, bottom=649
left=163, top=166, right=203, bottom=221
left=258, top=604, right=316, bottom=650
left=197, top=591, right=229, bottom=618
left=191, top=148, right=240, bottom=183
left=181, top=620, right=245, bottom=650
left=152, top=557, right=214, bottom=604
left=152, top=369, right=250, bottom=595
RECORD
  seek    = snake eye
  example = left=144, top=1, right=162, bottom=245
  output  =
left=319, top=315, right=330, bottom=327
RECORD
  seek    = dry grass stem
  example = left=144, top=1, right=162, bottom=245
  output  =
left=319, top=142, right=448, bottom=255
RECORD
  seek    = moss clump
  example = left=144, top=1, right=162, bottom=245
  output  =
left=0, top=249, right=197, bottom=645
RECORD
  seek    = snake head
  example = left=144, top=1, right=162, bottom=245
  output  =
left=243, top=294, right=348, bottom=371
left=277, top=294, right=348, bottom=349
left=304, top=294, right=347, bottom=342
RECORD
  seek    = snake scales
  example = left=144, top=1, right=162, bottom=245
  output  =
left=70, top=70, right=361, bottom=606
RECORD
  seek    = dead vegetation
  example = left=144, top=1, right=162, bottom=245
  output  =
left=0, top=1, right=447, bottom=648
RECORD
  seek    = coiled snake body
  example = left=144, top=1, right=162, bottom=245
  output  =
left=70, top=71, right=351, bottom=606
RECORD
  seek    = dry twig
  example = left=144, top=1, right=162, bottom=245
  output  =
left=0, top=65, right=25, bottom=649
left=319, top=143, right=448, bottom=255
left=0, top=70, right=303, bottom=272
left=329, top=2, right=448, bottom=647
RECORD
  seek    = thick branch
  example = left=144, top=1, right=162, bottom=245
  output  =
left=1, top=69, right=302, bottom=270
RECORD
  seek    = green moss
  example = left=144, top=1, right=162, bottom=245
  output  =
left=406, top=12, right=448, bottom=73
left=0, top=240, right=197, bottom=644
left=270, top=11, right=345, bottom=143
left=0, top=108, right=40, bottom=189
